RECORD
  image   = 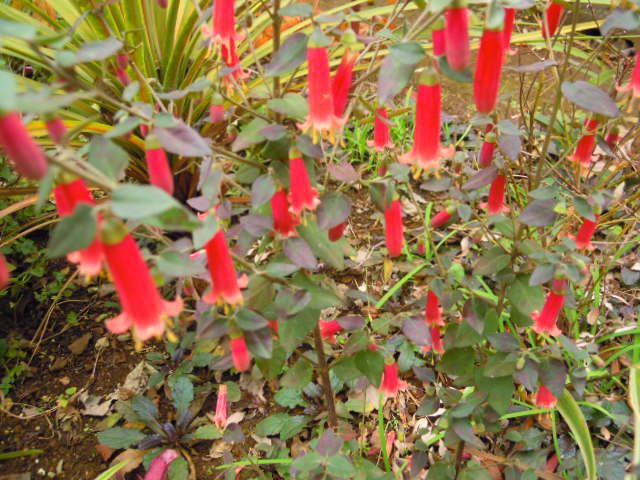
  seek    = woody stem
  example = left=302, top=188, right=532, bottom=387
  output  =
left=313, top=324, right=338, bottom=427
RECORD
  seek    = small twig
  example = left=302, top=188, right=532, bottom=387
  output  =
left=313, top=325, right=338, bottom=427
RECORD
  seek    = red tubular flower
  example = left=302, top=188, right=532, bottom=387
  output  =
left=53, top=178, right=104, bottom=277
left=444, top=3, right=470, bottom=71
left=474, top=26, right=505, bottom=115
left=319, top=319, right=343, bottom=343
left=384, top=198, right=404, bottom=258
left=367, top=108, right=395, bottom=152
left=332, top=49, right=357, bottom=118
left=425, top=290, right=445, bottom=327
left=101, top=221, right=182, bottom=341
left=431, top=206, right=455, bottom=228
left=399, top=69, right=454, bottom=171
left=0, top=252, right=9, bottom=290
left=297, top=43, right=345, bottom=143
left=204, top=230, right=243, bottom=306
left=531, top=278, right=567, bottom=336
left=157, top=0, right=168, bottom=8
left=116, top=67, right=131, bottom=86
left=569, top=118, right=598, bottom=167
left=503, top=8, right=516, bottom=55
left=144, top=449, right=179, bottom=480
left=328, top=222, right=346, bottom=242
left=210, top=104, right=225, bottom=123
left=46, top=117, right=66, bottom=145
left=116, top=53, right=129, bottom=70
left=534, top=384, right=558, bottom=409
left=479, top=128, right=497, bottom=167
left=617, top=52, right=640, bottom=98
left=571, top=215, right=599, bottom=250
left=432, top=18, right=446, bottom=57
left=288, top=150, right=320, bottom=215
left=542, top=1, right=565, bottom=39
left=221, top=38, right=247, bottom=86
left=230, top=335, right=251, bottom=372
left=380, top=360, right=406, bottom=399
left=213, top=384, right=228, bottom=429
left=430, top=326, right=445, bottom=354
left=606, top=127, right=619, bottom=150
left=145, top=136, right=174, bottom=196
left=271, top=189, right=300, bottom=238
left=0, top=112, right=47, bottom=180
left=481, top=174, right=509, bottom=215
left=212, top=0, right=239, bottom=50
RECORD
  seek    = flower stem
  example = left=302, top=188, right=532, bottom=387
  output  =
left=313, top=324, right=338, bottom=427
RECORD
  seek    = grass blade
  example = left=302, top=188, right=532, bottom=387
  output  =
left=556, top=389, right=596, bottom=480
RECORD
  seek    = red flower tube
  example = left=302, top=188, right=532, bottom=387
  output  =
left=571, top=214, right=599, bottom=251
left=444, top=2, right=470, bottom=71
left=430, top=326, right=445, bottom=354
left=503, top=8, right=516, bottom=55
left=606, top=127, right=619, bottom=150
left=384, top=198, right=404, bottom=258
left=212, top=0, right=239, bottom=50
left=297, top=43, right=345, bottom=143
left=271, top=188, right=300, bottom=238
left=474, top=26, right=505, bottom=115
left=319, top=319, right=343, bottom=343
left=569, top=118, right=598, bottom=167
left=288, top=150, right=320, bottom=215
left=481, top=174, right=509, bottom=215
left=399, top=69, right=454, bottom=171
left=479, top=129, right=497, bottom=168
left=332, top=49, right=357, bottom=118
left=617, top=51, right=640, bottom=98
left=220, top=39, right=248, bottom=93
left=379, top=360, right=406, bottom=399
left=209, top=93, right=226, bottom=123
left=531, top=278, right=566, bottom=336
left=0, top=252, right=9, bottom=290
left=534, top=384, right=558, bottom=409
left=213, top=384, right=228, bottom=429
left=432, top=18, right=446, bottom=57
left=204, top=229, right=243, bottom=306
left=145, top=135, right=174, bottom=196
left=116, top=53, right=129, bottom=70
left=145, top=449, right=179, bottom=480
left=328, top=222, right=346, bottom=242
left=116, top=67, right=130, bottom=86
left=53, top=178, right=104, bottom=277
left=0, top=112, right=47, bottom=180
left=425, top=290, right=445, bottom=327
left=101, top=220, right=182, bottom=341
left=431, top=206, right=455, bottom=228
left=542, top=1, right=564, bottom=39
left=230, top=335, right=251, bottom=372
left=46, top=117, right=66, bottom=145
left=367, top=108, right=395, bottom=152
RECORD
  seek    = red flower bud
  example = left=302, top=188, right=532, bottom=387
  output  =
left=0, top=253, right=9, bottom=290
left=271, top=189, right=300, bottom=238
left=116, top=67, right=130, bottom=86
left=212, top=0, right=239, bottom=50
left=157, top=0, right=168, bottom=8
left=140, top=124, right=149, bottom=138
left=542, top=2, right=564, bottom=39
left=425, top=290, right=445, bottom=327
left=0, top=112, right=47, bottom=179
left=116, top=53, right=129, bottom=70
left=328, top=222, right=346, bottom=242
left=379, top=360, right=406, bottom=399
left=53, top=179, right=104, bottom=277
left=298, top=45, right=345, bottom=143
left=288, top=152, right=320, bottom=215
left=230, top=335, right=251, bottom=372
left=214, top=384, right=228, bottom=429
left=534, top=384, right=558, bottom=409
left=432, top=19, right=446, bottom=57
left=399, top=70, right=454, bottom=171
left=204, top=230, right=243, bottom=306
left=503, top=8, right=516, bottom=55
left=571, top=215, right=599, bottom=251
left=145, top=449, right=179, bottom=480
left=430, top=326, right=444, bottom=354
left=605, top=127, right=619, bottom=150
left=319, top=319, right=343, bottom=343
left=209, top=104, right=225, bottom=124
left=102, top=223, right=182, bottom=341
left=569, top=118, right=598, bottom=167
left=617, top=52, right=640, bottom=98
left=444, top=5, right=470, bottom=71
left=531, top=278, right=566, bottom=336
left=367, top=108, right=395, bottom=152
left=481, top=174, right=509, bottom=215
left=479, top=129, right=497, bottom=168
left=474, top=27, right=505, bottom=115
left=431, top=207, right=454, bottom=228
left=332, top=49, right=356, bottom=118
left=384, top=199, right=404, bottom=258
left=46, top=117, right=67, bottom=145
left=145, top=137, right=174, bottom=196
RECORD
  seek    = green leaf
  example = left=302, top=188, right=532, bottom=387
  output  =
left=0, top=71, right=17, bottom=111
left=157, top=251, right=205, bottom=277
left=473, top=247, right=510, bottom=276
left=47, top=204, right=97, bottom=258
left=0, top=19, right=36, bottom=40
left=557, top=389, right=597, bottom=480
left=274, top=387, right=306, bottom=408
left=266, top=93, right=308, bottom=121
left=507, top=276, right=544, bottom=316
left=153, top=120, right=211, bottom=157
left=251, top=174, right=276, bottom=207
left=111, top=185, right=181, bottom=220
left=94, top=461, right=130, bottom=480
left=439, top=348, right=475, bottom=377
left=105, top=117, right=142, bottom=139
left=378, top=42, right=425, bottom=104
left=317, top=193, right=352, bottom=230
left=236, top=309, right=269, bottom=331
left=279, top=3, right=313, bottom=17
left=171, top=376, right=193, bottom=419
left=265, top=32, right=308, bottom=77
left=232, top=118, right=269, bottom=152
left=278, top=308, right=318, bottom=354
left=96, top=427, right=145, bottom=449
left=88, top=137, right=130, bottom=181
left=355, top=350, right=384, bottom=387
left=298, top=219, right=345, bottom=270
left=519, top=199, right=558, bottom=227
left=281, top=358, right=313, bottom=389
left=192, top=214, right=218, bottom=249
left=57, top=38, right=123, bottom=67
left=192, top=424, right=222, bottom=440
left=168, top=456, right=188, bottom=480
left=255, top=413, right=308, bottom=440
left=561, top=81, right=620, bottom=118
left=327, top=455, right=356, bottom=478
